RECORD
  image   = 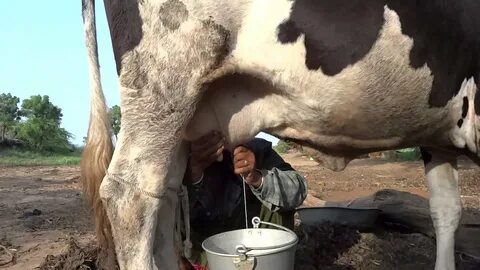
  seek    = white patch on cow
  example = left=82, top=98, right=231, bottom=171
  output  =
left=185, top=0, right=252, bottom=47
left=449, top=77, right=480, bottom=154
left=138, top=164, right=166, bottom=194
left=232, top=0, right=308, bottom=71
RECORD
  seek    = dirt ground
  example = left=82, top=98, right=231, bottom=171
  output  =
left=281, top=152, right=480, bottom=209
left=0, top=166, right=94, bottom=270
left=0, top=152, right=479, bottom=269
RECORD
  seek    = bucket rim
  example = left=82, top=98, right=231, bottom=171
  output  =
left=296, top=206, right=380, bottom=211
left=201, top=228, right=299, bottom=258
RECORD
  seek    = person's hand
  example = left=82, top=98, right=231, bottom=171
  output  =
left=233, top=146, right=262, bottom=188
left=188, top=131, right=225, bottom=183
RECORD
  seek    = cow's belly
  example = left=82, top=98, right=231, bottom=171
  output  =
left=186, top=0, right=480, bottom=169
left=215, top=1, right=449, bottom=148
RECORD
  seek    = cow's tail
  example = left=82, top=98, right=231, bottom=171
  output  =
left=81, top=0, right=116, bottom=266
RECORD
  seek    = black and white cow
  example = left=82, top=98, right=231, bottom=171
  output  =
left=81, top=0, right=480, bottom=269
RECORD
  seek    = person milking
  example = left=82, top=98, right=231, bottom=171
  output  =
left=181, top=131, right=308, bottom=268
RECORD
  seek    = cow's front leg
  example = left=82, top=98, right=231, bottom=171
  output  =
left=421, top=148, right=461, bottom=270
left=100, top=133, right=189, bottom=270
left=99, top=0, right=230, bottom=267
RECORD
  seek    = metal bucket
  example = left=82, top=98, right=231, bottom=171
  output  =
left=202, top=217, right=298, bottom=270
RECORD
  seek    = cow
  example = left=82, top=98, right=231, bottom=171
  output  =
left=81, top=0, right=480, bottom=269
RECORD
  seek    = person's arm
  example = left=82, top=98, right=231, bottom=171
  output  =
left=253, top=167, right=307, bottom=211
left=183, top=131, right=225, bottom=219
left=244, top=139, right=308, bottom=212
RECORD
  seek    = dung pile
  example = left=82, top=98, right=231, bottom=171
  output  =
left=294, top=222, right=480, bottom=270
left=39, top=239, right=98, bottom=270
left=294, top=221, right=437, bottom=270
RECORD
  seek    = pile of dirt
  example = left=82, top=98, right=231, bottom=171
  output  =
left=38, top=239, right=98, bottom=270
left=294, top=222, right=362, bottom=269
left=295, top=222, right=480, bottom=270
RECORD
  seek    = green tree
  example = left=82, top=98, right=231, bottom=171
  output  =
left=17, top=95, right=72, bottom=152
left=109, top=105, right=121, bottom=139
left=0, top=93, right=21, bottom=141
left=17, top=118, right=72, bottom=152
left=21, top=95, right=62, bottom=123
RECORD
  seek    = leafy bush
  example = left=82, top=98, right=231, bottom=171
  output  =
left=274, top=140, right=293, bottom=154
left=395, top=148, right=421, bottom=161
left=0, top=93, right=21, bottom=141
left=16, top=118, right=73, bottom=153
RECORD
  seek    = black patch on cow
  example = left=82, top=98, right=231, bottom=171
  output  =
left=277, top=0, right=480, bottom=107
left=462, top=97, right=469, bottom=118
left=277, top=0, right=385, bottom=75
left=420, top=147, right=432, bottom=166
left=277, top=20, right=302, bottom=44
left=159, top=0, right=189, bottom=31
left=387, top=1, right=480, bottom=107
left=103, top=1, right=143, bottom=75
left=475, top=89, right=480, bottom=116
left=457, top=119, right=464, bottom=128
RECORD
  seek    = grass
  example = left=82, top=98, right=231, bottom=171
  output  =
left=273, top=140, right=293, bottom=154
left=0, top=149, right=81, bottom=166
left=395, top=148, right=421, bottom=161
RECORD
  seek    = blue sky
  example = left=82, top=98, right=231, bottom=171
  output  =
left=0, top=1, right=277, bottom=146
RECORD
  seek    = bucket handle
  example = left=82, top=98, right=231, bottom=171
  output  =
left=234, top=217, right=298, bottom=255
left=251, top=217, right=296, bottom=235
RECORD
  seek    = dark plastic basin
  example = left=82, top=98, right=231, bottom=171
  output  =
left=296, top=207, right=380, bottom=230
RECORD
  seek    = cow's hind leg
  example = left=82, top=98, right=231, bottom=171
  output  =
left=421, top=148, right=461, bottom=270
left=100, top=2, right=230, bottom=269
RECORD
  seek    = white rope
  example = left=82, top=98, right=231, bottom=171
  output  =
left=0, top=245, right=15, bottom=266
left=174, top=196, right=183, bottom=255
left=174, top=185, right=192, bottom=259
left=180, top=185, right=192, bottom=259
left=242, top=175, right=248, bottom=229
